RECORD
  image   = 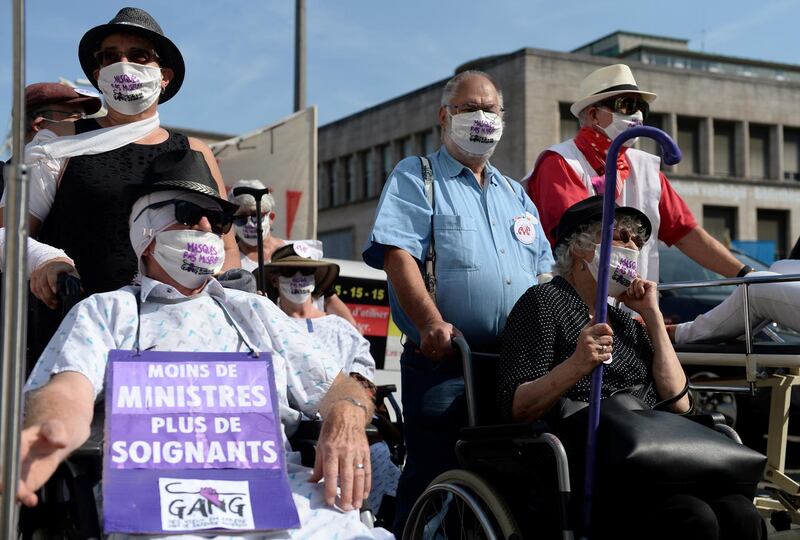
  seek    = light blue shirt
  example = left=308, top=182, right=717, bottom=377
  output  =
left=363, top=146, right=553, bottom=346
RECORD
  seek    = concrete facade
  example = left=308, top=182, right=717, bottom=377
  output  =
left=317, top=36, right=800, bottom=262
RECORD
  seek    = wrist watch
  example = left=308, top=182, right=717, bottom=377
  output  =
left=736, top=265, right=754, bottom=278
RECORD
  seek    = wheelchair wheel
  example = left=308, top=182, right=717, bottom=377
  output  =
left=403, top=469, right=522, bottom=540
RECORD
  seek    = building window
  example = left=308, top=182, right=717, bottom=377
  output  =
left=749, top=124, right=770, bottom=179
left=783, top=127, right=800, bottom=181
left=638, top=113, right=663, bottom=157
left=420, top=129, right=436, bottom=155
left=757, top=209, right=788, bottom=261
left=703, top=205, right=737, bottom=245
left=397, top=137, right=411, bottom=161
left=344, top=155, right=356, bottom=203
left=559, top=103, right=579, bottom=141
left=361, top=149, right=377, bottom=199
left=327, top=160, right=338, bottom=208
left=318, top=228, right=354, bottom=260
left=676, top=116, right=700, bottom=175
left=379, top=144, right=392, bottom=186
left=318, top=163, right=329, bottom=210
left=713, top=120, right=735, bottom=177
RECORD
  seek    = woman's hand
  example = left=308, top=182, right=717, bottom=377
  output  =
left=570, top=318, right=614, bottom=376
left=619, top=278, right=660, bottom=316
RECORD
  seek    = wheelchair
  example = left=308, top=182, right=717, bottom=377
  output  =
left=18, top=276, right=406, bottom=538
left=401, top=336, right=753, bottom=540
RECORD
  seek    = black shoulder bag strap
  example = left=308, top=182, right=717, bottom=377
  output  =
left=419, top=156, right=436, bottom=303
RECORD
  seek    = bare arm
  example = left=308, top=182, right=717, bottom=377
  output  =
left=383, top=246, right=458, bottom=358
left=620, top=279, right=690, bottom=413
left=189, top=137, right=239, bottom=272
left=16, top=372, right=95, bottom=506
left=674, top=226, right=745, bottom=278
left=309, top=372, right=374, bottom=511
left=512, top=322, right=613, bottom=422
left=324, top=293, right=358, bottom=329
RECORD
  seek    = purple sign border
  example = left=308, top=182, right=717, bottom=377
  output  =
left=103, top=350, right=300, bottom=534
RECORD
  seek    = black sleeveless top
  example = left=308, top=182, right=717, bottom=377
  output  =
left=37, top=118, right=190, bottom=295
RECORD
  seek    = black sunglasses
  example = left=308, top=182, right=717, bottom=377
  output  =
left=597, top=96, right=649, bottom=119
left=93, top=47, right=161, bottom=68
left=233, top=213, right=267, bottom=227
left=134, top=200, right=233, bottom=235
left=277, top=267, right=316, bottom=278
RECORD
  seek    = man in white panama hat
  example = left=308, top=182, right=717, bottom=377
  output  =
left=525, top=64, right=749, bottom=283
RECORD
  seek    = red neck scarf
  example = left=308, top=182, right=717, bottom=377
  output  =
left=574, top=127, right=630, bottom=197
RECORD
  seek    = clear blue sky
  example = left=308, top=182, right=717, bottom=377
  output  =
left=2, top=0, right=799, bottom=148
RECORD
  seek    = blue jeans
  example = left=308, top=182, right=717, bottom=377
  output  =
left=392, top=343, right=467, bottom=535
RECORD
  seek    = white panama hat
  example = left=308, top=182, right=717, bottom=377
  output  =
left=570, top=64, right=657, bottom=118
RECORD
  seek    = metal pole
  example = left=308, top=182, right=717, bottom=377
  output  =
left=294, top=0, right=306, bottom=112
left=1, top=0, right=29, bottom=536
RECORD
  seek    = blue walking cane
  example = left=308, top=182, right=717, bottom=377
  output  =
left=580, top=126, right=681, bottom=539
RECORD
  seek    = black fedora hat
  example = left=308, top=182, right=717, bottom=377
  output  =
left=137, top=149, right=239, bottom=214
left=553, top=195, right=652, bottom=248
left=78, top=7, right=185, bottom=103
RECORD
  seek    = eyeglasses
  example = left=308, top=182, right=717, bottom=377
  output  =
left=596, top=96, right=649, bottom=119
left=445, top=102, right=504, bottom=116
left=133, top=200, right=233, bottom=235
left=93, top=47, right=161, bottom=67
left=614, top=228, right=646, bottom=249
left=35, top=109, right=86, bottom=122
left=277, top=267, right=316, bottom=278
left=232, top=213, right=268, bottom=227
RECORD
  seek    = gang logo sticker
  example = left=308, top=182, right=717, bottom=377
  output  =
left=159, top=478, right=255, bottom=531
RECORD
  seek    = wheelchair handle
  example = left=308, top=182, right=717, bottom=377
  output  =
left=452, top=336, right=478, bottom=428
left=57, top=273, right=83, bottom=315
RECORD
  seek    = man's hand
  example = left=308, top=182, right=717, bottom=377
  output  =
left=420, top=320, right=460, bottom=360
left=309, top=400, right=371, bottom=511
left=16, top=420, right=71, bottom=507
left=29, top=258, right=79, bottom=310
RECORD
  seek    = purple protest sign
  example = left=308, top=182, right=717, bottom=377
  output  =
left=103, top=350, right=299, bottom=534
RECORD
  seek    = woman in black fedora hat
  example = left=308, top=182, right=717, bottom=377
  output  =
left=5, top=7, right=240, bottom=363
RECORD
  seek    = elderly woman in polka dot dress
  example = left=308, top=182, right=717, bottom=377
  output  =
left=497, top=195, right=765, bottom=540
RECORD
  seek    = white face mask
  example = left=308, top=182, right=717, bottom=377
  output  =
left=448, top=110, right=503, bottom=157
left=152, top=230, right=225, bottom=289
left=586, top=243, right=640, bottom=298
left=601, top=110, right=643, bottom=147
left=97, top=62, right=162, bottom=115
left=235, top=214, right=269, bottom=246
left=278, top=273, right=315, bottom=305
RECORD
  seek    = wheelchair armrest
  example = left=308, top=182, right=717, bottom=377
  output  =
left=376, top=384, right=396, bottom=397
left=290, top=419, right=382, bottom=446
left=459, top=420, right=550, bottom=442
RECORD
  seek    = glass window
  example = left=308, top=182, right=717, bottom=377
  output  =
left=749, top=124, right=770, bottom=179
left=703, top=205, right=737, bottom=244
left=345, top=155, right=356, bottom=203
left=713, top=121, right=735, bottom=177
left=676, top=117, right=701, bottom=175
left=397, top=137, right=411, bottom=161
left=757, top=209, right=788, bottom=261
left=318, top=228, right=354, bottom=260
left=327, top=160, right=338, bottom=208
left=379, top=144, right=392, bottom=186
left=559, top=103, right=579, bottom=141
left=420, top=129, right=436, bottom=155
left=361, top=150, right=377, bottom=199
left=783, top=128, right=800, bottom=181
left=318, top=163, right=329, bottom=210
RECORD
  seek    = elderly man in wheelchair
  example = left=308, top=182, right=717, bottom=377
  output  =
left=11, top=149, right=393, bottom=539
left=404, top=197, right=769, bottom=540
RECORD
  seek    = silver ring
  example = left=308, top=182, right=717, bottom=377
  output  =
left=355, top=463, right=365, bottom=470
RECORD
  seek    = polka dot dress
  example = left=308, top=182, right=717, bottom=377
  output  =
left=497, top=276, right=657, bottom=420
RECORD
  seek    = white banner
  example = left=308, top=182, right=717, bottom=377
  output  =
left=211, top=107, right=317, bottom=240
